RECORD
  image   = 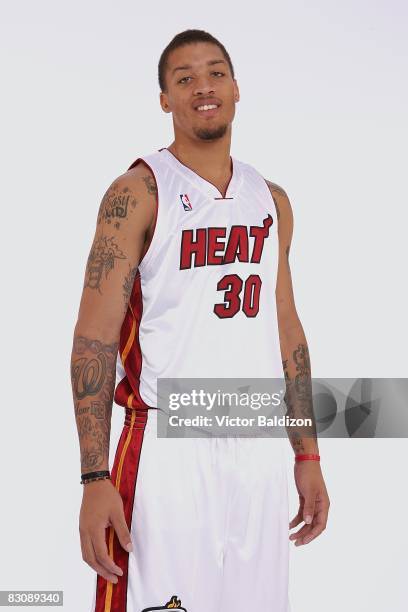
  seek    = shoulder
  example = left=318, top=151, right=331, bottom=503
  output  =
left=264, top=179, right=288, bottom=200
left=96, top=160, right=157, bottom=229
left=122, top=158, right=157, bottom=196
left=264, top=179, right=293, bottom=252
left=264, top=178, right=293, bottom=240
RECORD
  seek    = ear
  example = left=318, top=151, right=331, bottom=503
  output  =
left=159, top=91, right=172, bottom=114
left=233, top=79, right=240, bottom=103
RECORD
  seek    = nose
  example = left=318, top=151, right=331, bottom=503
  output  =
left=193, top=76, right=215, bottom=97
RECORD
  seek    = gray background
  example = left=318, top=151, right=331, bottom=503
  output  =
left=1, top=0, right=407, bottom=610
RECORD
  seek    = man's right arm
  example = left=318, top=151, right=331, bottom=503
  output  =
left=71, top=162, right=156, bottom=583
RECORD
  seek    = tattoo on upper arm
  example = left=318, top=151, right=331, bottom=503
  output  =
left=97, top=182, right=138, bottom=228
left=87, top=175, right=154, bottom=297
left=142, top=175, right=157, bottom=196
left=265, top=180, right=287, bottom=222
left=123, top=263, right=139, bottom=310
left=84, top=235, right=127, bottom=293
left=265, top=180, right=292, bottom=273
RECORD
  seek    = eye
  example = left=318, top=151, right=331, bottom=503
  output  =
left=212, top=71, right=225, bottom=77
left=178, top=76, right=192, bottom=84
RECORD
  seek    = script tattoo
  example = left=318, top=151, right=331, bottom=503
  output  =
left=97, top=182, right=138, bottom=228
left=84, top=235, right=126, bottom=293
left=75, top=402, right=90, bottom=416
left=71, top=336, right=118, bottom=472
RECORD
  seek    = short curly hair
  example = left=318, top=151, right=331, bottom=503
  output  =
left=158, top=29, right=235, bottom=92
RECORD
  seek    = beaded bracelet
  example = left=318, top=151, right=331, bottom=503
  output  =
left=80, top=470, right=111, bottom=485
left=295, top=453, right=320, bottom=462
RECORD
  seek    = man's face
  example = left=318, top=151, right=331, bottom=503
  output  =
left=160, top=42, right=240, bottom=142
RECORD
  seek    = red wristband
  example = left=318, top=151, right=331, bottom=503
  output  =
left=295, top=453, right=320, bottom=462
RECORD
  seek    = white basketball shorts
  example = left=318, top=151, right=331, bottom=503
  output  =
left=89, top=407, right=291, bottom=612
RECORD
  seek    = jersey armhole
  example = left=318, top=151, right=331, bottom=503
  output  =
left=127, top=157, right=160, bottom=271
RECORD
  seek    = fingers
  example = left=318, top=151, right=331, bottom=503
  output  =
left=294, top=518, right=324, bottom=546
left=80, top=530, right=122, bottom=583
left=289, top=495, right=304, bottom=528
left=290, top=523, right=313, bottom=545
left=92, top=526, right=125, bottom=577
left=302, top=494, right=316, bottom=525
left=290, top=497, right=330, bottom=546
left=110, top=509, right=133, bottom=553
left=300, top=504, right=329, bottom=545
left=289, top=511, right=303, bottom=529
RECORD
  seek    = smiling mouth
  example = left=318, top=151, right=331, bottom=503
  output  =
left=195, top=104, right=220, bottom=117
left=196, top=103, right=218, bottom=111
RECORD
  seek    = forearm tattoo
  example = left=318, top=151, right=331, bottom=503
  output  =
left=71, top=335, right=119, bottom=473
left=282, top=343, right=318, bottom=454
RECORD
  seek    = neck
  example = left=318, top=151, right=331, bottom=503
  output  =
left=167, top=129, right=233, bottom=193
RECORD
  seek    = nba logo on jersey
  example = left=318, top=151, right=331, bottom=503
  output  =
left=180, top=193, right=192, bottom=211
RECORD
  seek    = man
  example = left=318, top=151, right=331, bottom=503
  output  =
left=71, top=29, right=330, bottom=612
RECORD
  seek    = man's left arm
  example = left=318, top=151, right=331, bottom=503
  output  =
left=265, top=179, right=330, bottom=546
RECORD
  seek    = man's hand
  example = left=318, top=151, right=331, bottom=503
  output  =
left=289, top=462, right=330, bottom=546
left=79, top=479, right=133, bottom=583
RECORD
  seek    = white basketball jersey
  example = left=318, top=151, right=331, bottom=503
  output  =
left=114, top=147, right=284, bottom=410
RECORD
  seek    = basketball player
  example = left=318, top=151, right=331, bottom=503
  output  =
left=71, top=29, right=330, bottom=612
